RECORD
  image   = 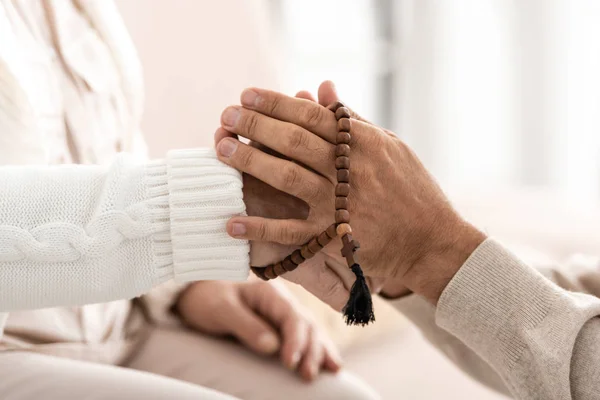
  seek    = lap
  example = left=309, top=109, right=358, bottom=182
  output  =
left=0, top=351, right=238, bottom=400
left=126, top=327, right=380, bottom=400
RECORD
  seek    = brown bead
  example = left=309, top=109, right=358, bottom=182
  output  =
left=335, top=107, right=351, bottom=120
left=336, top=223, right=352, bottom=236
left=335, top=144, right=350, bottom=157
left=326, top=224, right=338, bottom=238
left=335, top=156, right=350, bottom=169
left=337, top=118, right=351, bottom=132
left=290, top=249, right=305, bottom=265
left=335, top=196, right=349, bottom=209
left=251, top=266, right=268, bottom=281
left=328, top=101, right=345, bottom=112
left=317, top=231, right=332, bottom=247
left=282, top=258, right=297, bottom=272
left=264, top=265, right=277, bottom=280
left=273, top=262, right=287, bottom=275
left=335, top=210, right=350, bottom=224
left=337, top=169, right=350, bottom=183
left=301, top=245, right=315, bottom=259
left=336, top=132, right=351, bottom=144
left=307, top=238, right=322, bottom=254
left=335, top=183, right=350, bottom=197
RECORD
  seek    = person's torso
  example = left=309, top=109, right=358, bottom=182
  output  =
left=0, top=0, right=146, bottom=364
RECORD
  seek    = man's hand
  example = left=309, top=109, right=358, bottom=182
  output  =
left=215, top=81, right=486, bottom=304
left=176, top=280, right=342, bottom=381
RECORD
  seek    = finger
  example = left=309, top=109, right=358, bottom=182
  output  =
left=240, top=88, right=338, bottom=143
left=243, top=283, right=308, bottom=370
left=226, top=302, right=281, bottom=355
left=227, top=216, right=318, bottom=246
left=299, top=325, right=325, bottom=381
left=295, top=90, right=316, bottom=102
left=323, top=343, right=343, bottom=373
left=318, top=80, right=374, bottom=124
left=284, top=252, right=351, bottom=312
left=214, top=127, right=237, bottom=147
left=221, top=106, right=335, bottom=179
left=216, top=138, right=330, bottom=206
left=317, top=80, right=338, bottom=107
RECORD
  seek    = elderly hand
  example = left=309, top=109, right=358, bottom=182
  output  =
left=176, top=279, right=341, bottom=381
left=215, top=81, right=486, bottom=304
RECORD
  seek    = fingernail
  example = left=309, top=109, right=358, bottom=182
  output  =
left=258, top=333, right=279, bottom=354
left=230, top=222, right=246, bottom=236
left=217, top=139, right=238, bottom=158
left=241, top=89, right=261, bottom=107
left=222, top=107, right=240, bottom=128
left=289, top=351, right=301, bottom=370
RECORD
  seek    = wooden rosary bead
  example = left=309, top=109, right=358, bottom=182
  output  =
left=301, top=245, right=315, bottom=259
left=336, top=144, right=350, bottom=157
left=335, top=196, right=349, bottom=209
left=307, top=238, right=322, bottom=254
left=335, top=209, right=350, bottom=224
left=337, top=169, right=350, bottom=183
left=273, top=262, right=287, bottom=276
left=251, top=266, right=268, bottom=281
left=338, top=118, right=351, bottom=132
left=264, top=265, right=277, bottom=280
left=328, top=101, right=345, bottom=112
left=335, top=156, right=350, bottom=169
left=336, top=132, right=351, bottom=144
left=317, top=231, right=331, bottom=247
left=336, top=223, right=352, bottom=236
left=290, top=249, right=305, bottom=265
left=335, top=107, right=351, bottom=120
left=282, top=258, right=297, bottom=272
left=335, top=183, right=350, bottom=197
left=326, top=224, right=338, bottom=239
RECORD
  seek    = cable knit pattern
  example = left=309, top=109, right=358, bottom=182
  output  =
left=0, top=149, right=249, bottom=312
left=0, top=210, right=153, bottom=262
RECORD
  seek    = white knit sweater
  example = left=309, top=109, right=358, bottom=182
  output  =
left=0, top=149, right=249, bottom=313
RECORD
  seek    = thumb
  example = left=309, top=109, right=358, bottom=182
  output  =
left=319, top=80, right=373, bottom=124
left=317, top=80, right=339, bottom=107
left=227, top=301, right=281, bottom=355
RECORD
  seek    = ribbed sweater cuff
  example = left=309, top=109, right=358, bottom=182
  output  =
left=435, top=239, right=554, bottom=369
left=145, top=148, right=249, bottom=283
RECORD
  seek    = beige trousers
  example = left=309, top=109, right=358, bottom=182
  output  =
left=0, top=327, right=379, bottom=400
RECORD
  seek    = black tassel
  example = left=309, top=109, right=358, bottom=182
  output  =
left=342, top=264, right=375, bottom=326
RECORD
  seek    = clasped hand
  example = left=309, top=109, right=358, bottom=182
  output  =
left=215, top=81, right=486, bottom=307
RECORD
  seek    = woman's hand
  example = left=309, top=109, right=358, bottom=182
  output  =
left=215, top=81, right=486, bottom=304
left=176, top=280, right=341, bottom=381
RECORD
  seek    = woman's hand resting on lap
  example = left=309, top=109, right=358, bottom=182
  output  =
left=176, top=279, right=341, bottom=381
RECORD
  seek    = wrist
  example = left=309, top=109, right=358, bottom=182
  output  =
left=402, top=220, right=486, bottom=304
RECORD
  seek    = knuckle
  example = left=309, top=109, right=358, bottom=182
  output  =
left=267, top=95, right=281, bottom=115
left=281, top=163, right=302, bottom=190
left=238, top=147, right=255, bottom=169
left=301, top=105, right=324, bottom=129
left=243, top=112, right=260, bottom=138
left=285, top=128, right=310, bottom=155
left=255, top=221, right=269, bottom=241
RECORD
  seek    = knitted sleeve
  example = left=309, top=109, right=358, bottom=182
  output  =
left=0, top=148, right=249, bottom=312
left=392, top=240, right=600, bottom=399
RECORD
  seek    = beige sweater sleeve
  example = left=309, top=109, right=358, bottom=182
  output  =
left=391, top=239, right=600, bottom=399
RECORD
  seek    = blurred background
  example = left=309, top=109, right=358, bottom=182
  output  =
left=114, top=1, right=600, bottom=398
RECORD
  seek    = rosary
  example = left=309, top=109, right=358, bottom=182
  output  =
left=251, top=102, right=375, bottom=326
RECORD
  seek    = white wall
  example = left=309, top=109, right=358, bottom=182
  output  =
left=115, top=0, right=279, bottom=156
